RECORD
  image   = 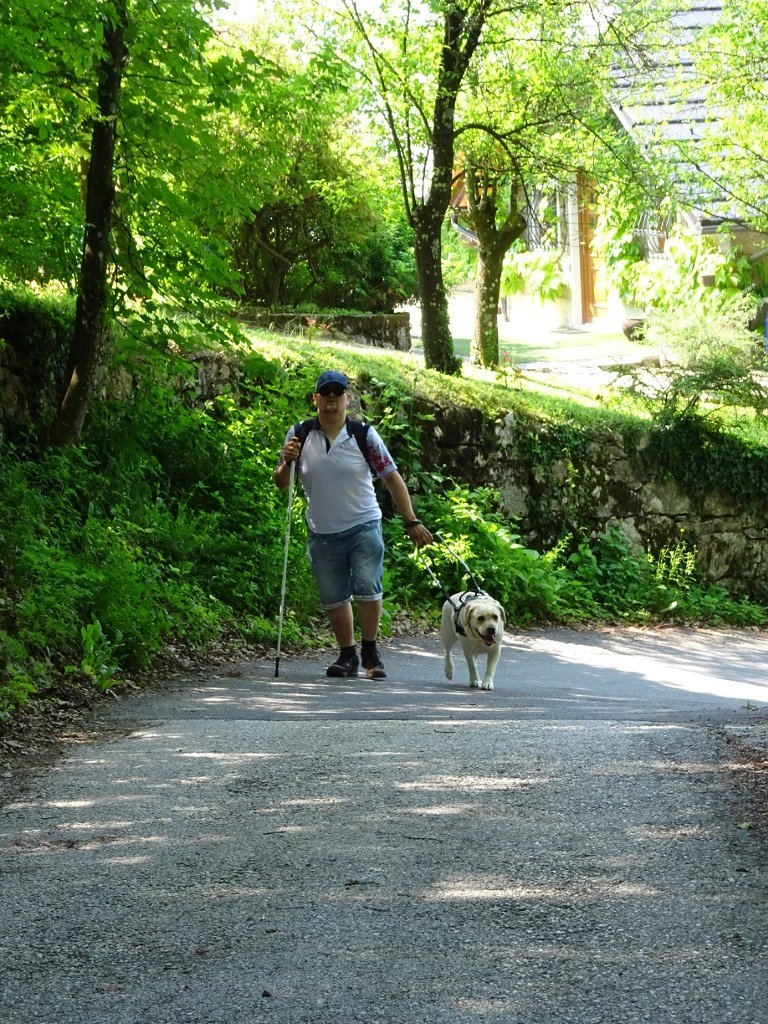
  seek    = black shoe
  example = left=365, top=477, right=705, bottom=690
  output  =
left=326, top=652, right=359, bottom=677
left=361, top=648, right=386, bottom=679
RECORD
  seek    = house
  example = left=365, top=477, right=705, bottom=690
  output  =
left=602, top=0, right=767, bottom=324
left=450, top=2, right=767, bottom=334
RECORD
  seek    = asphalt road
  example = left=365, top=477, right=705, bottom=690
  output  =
left=1, top=626, right=767, bottom=1024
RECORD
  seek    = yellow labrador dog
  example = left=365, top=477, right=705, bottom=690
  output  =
left=441, top=590, right=505, bottom=691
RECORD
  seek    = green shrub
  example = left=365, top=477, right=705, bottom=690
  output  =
left=65, top=620, right=120, bottom=693
left=0, top=354, right=329, bottom=715
left=0, top=631, right=35, bottom=719
left=385, top=486, right=765, bottom=629
left=565, top=528, right=765, bottom=625
left=619, top=295, right=768, bottom=425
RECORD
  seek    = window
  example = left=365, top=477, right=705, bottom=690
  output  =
left=633, top=209, right=676, bottom=260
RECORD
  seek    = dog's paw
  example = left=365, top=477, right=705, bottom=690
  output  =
left=444, top=655, right=454, bottom=680
left=469, top=679, right=480, bottom=688
left=481, top=680, right=494, bottom=691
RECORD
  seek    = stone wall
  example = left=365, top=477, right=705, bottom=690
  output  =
left=416, top=403, right=768, bottom=602
left=240, top=312, right=411, bottom=351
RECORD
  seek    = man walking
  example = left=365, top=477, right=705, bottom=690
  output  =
left=274, top=370, right=432, bottom=678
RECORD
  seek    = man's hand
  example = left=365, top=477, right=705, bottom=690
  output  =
left=405, top=521, right=433, bottom=548
left=281, top=437, right=301, bottom=463
left=274, top=437, right=301, bottom=489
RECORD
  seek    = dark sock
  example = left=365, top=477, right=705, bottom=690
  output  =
left=339, top=645, right=358, bottom=662
left=361, top=639, right=377, bottom=658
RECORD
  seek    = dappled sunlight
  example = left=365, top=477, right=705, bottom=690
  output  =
left=11, top=832, right=172, bottom=857
left=521, top=630, right=768, bottom=706
left=141, top=628, right=768, bottom=726
left=54, top=831, right=171, bottom=846
left=281, top=797, right=350, bottom=808
left=178, top=751, right=276, bottom=762
left=431, top=880, right=659, bottom=901
left=4, top=628, right=767, bottom=1021
left=404, top=803, right=477, bottom=816
left=3, top=707, right=765, bottom=1023
left=392, top=643, right=442, bottom=660
left=616, top=722, right=691, bottom=733
left=397, top=774, right=548, bottom=792
left=130, top=729, right=186, bottom=739
left=646, top=758, right=719, bottom=774
left=31, top=790, right=189, bottom=808
left=44, top=798, right=96, bottom=809
left=628, top=824, right=716, bottom=841
left=98, top=855, right=152, bottom=866
left=55, top=819, right=137, bottom=831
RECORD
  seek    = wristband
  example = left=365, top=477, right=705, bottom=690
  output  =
left=403, top=519, right=422, bottom=529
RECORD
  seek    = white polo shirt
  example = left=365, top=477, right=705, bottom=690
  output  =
left=284, top=419, right=397, bottom=535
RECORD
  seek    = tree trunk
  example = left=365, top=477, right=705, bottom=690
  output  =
left=464, top=164, right=526, bottom=368
left=47, top=2, right=127, bottom=446
left=413, top=210, right=460, bottom=375
left=471, top=252, right=504, bottom=367
left=406, top=2, right=490, bottom=377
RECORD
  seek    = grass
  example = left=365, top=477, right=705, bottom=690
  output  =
left=402, top=289, right=654, bottom=368
left=240, top=331, right=658, bottom=495
left=411, top=327, right=654, bottom=368
left=244, top=315, right=768, bottom=445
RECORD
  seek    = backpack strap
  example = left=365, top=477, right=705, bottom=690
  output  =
left=346, top=419, right=372, bottom=469
left=292, top=417, right=319, bottom=448
left=293, top=417, right=372, bottom=469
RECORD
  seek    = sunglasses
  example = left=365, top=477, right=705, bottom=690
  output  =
left=319, top=385, right=346, bottom=397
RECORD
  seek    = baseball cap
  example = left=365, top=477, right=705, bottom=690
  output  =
left=315, top=370, right=349, bottom=394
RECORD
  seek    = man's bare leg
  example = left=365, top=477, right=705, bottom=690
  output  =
left=327, top=602, right=355, bottom=648
left=357, top=597, right=382, bottom=642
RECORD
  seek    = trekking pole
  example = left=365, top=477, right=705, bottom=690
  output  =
left=275, top=459, right=296, bottom=678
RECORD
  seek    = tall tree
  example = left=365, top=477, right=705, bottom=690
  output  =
left=461, top=160, right=526, bottom=366
left=452, top=0, right=677, bottom=366
left=48, top=1, right=127, bottom=446
left=339, top=0, right=498, bottom=375
left=687, top=0, right=768, bottom=230
left=224, top=34, right=416, bottom=313
left=0, top=2, right=101, bottom=283
left=1, top=1, right=292, bottom=442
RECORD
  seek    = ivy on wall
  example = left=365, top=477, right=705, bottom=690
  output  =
left=637, top=417, right=768, bottom=510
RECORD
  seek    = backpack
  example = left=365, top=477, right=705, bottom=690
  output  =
left=292, top=417, right=373, bottom=470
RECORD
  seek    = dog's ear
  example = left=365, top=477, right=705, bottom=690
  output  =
left=498, top=604, right=506, bottom=625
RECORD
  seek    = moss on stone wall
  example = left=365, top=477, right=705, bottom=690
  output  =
left=0, top=287, right=74, bottom=439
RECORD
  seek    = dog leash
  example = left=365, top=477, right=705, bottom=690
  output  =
left=430, top=532, right=484, bottom=594
left=417, top=532, right=487, bottom=634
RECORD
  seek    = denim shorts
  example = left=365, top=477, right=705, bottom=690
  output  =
left=306, top=519, right=385, bottom=610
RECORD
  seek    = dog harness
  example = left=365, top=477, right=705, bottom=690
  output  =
left=451, top=590, right=490, bottom=636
